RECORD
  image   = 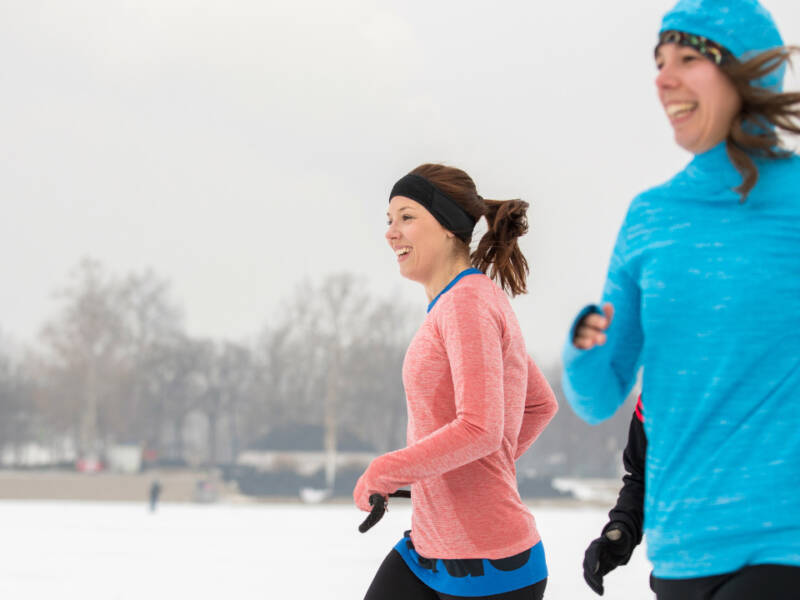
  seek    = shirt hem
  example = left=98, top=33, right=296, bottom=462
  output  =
left=652, top=556, right=800, bottom=579
left=411, top=531, right=541, bottom=561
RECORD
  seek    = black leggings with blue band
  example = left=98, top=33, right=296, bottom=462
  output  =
left=364, top=549, right=547, bottom=600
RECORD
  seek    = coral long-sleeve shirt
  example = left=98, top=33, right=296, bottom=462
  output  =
left=358, top=272, right=557, bottom=559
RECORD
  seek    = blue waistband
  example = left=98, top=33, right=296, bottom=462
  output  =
left=393, top=532, right=547, bottom=597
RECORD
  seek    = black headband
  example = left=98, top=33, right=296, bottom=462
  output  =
left=655, top=30, right=735, bottom=66
left=389, top=174, right=477, bottom=242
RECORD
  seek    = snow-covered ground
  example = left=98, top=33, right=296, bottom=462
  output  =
left=0, top=500, right=654, bottom=599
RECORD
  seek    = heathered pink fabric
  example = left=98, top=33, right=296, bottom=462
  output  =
left=365, top=273, right=558, bottom=559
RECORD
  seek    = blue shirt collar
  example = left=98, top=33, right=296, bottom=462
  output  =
left=682, top=141, right=743, bottom=195
left=427, top=268, right=483, bottom=313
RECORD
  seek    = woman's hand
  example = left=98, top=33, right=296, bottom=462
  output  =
left=354, top=465, right=387, bottom=512
left=573, top=303, right=614, bottom=350
left=353, top=472, right=373, bottom=512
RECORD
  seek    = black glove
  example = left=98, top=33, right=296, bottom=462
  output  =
left=582, top=521, right=635, bottom=596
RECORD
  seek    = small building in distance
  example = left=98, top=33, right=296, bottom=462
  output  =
left=229, top=423, right=377, bottom=498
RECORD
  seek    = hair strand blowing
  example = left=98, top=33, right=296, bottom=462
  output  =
left=722, top=46, right=800, bottom=201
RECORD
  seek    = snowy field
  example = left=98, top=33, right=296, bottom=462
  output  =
left=0, top=500, right=654, bottom=599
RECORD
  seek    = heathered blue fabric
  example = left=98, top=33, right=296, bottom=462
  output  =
left=660, top=0, right=785, bottom=90
left=562, top=142, right=800, bottom=578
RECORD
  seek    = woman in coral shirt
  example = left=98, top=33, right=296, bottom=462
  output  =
left=355, top=163, right=558, bottom=599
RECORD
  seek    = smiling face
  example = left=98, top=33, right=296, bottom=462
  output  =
left=385, top=196, right=456, bottom=286
left=655, top=43, right=742, bottom=154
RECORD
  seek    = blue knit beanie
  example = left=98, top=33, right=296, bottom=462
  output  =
left=660, top=0, right=785, bottom=90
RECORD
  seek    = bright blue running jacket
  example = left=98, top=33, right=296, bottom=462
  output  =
left=562, top=141, right=800, bottom=578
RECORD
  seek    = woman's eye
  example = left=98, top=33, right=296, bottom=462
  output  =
left=402, top=215, right=413, bottom=221
left=681, top=55, right=697, bottom=63
left=656, top=62, right=664, bottom=71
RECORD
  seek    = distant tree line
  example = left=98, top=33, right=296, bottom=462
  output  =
left=0, top=259, right=634, bottom=478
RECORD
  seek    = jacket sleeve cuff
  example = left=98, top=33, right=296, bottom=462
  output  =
left=562, top=304, right=603, bottom=364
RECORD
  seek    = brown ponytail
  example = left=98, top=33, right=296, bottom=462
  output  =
left=720, top=46, right=800, bottom=201
left=409, top=163, right=531, bottom=297
left=471, top=198, right=530, bottom=297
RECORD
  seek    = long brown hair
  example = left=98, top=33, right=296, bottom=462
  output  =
left=720, top=46, right=800, bottom=201
left=410, top=164, right=530, bottom=297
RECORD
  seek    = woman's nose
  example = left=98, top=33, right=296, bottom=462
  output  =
left=655, top=63, right=680, bottom=90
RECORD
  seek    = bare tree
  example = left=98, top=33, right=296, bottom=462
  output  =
left=193, top=340, right=256, bottom=466
left=116, top=270, right=184, bottom=444
left=264, top=274, right=371, bottom=486
left=139, top=336, right=206, bottom=463
left=0, top=354, right=36, bottom=462
left=338, top=297, right=416, bottom=453
left=251, top=323, right=293, bottom=435
left=39, top=259, right=127, bottom=457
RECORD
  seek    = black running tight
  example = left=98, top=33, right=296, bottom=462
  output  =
left=652, top=564, right=800, bottom=600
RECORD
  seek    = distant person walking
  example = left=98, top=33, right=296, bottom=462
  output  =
left=149, top=479, right=162, bottom=512
left=562, top=1, right=800, bottom=598
left=355, top=164, right=558, bottom=599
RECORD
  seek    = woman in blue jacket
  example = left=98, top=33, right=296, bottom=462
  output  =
left=562, top=1, right=800, bottom=598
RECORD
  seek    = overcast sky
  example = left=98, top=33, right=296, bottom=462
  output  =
left=1, top=0, right=799, bottom=366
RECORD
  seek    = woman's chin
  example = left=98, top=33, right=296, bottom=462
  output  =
left=398, top=265, right=424, bottom=284
left=397, top=264, right=415, bottom=280
left=674, top=130, right=719, bottom=155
